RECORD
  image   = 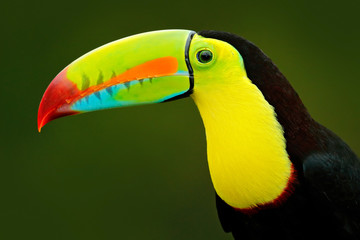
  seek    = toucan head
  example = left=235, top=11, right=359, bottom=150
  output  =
left=38, top=30, right=248, bottom=131
left=38, top=30, right=299, bottom=210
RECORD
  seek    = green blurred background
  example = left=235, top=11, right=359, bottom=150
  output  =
left=1, top=0, right=359, bottom=239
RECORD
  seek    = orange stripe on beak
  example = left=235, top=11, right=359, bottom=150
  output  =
left=71, top=56, right=179, bottom=104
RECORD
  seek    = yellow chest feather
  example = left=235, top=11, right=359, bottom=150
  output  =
left=191, top=76, right=292, bottom=209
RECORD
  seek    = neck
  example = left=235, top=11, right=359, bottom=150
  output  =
left=197, top=30, right=316, bottom=161
left=192, top=76, right=294, bottom=210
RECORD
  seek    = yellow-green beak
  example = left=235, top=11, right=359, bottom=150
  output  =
left=38, top=30, right=195, bottom=131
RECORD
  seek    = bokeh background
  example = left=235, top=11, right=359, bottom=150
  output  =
left=1, top=0, right=359, bottom=239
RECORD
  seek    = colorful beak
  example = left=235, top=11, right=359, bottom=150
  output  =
left=38, top=30, right=195, bottom=132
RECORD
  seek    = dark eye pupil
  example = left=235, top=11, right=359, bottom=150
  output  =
left=197, top=50, right=213, bottom=63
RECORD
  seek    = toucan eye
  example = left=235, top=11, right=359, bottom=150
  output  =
left=196, top=50, right=213, bottom=64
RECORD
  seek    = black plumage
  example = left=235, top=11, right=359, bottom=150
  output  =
left=198, top=31, right=360, bottom=240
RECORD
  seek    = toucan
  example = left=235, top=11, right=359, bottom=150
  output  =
left=38, top=30, right=360, bottom=239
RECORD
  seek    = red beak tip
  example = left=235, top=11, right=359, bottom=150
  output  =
left=37, top=108, right=49, bottom=133
left=37, top=116, right=47, bottom=133
left=37, top=123, right=43, bottom=133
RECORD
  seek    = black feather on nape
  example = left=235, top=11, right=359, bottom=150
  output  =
left=197, top=30, right=286, bottom=91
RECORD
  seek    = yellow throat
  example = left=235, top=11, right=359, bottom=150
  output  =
left=190, top=35, right=292, bottom=209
